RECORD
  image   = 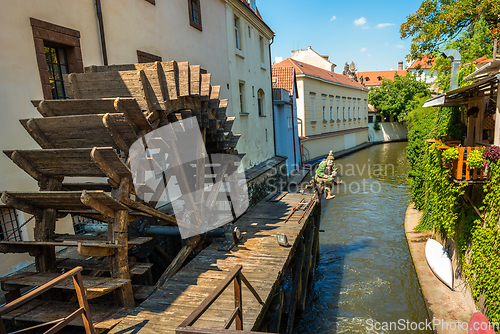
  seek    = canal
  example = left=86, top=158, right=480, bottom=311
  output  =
left=295, top=142, right=431, bottom=333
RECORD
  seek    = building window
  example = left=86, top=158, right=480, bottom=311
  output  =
left=137, top=50, right=162, bottom=63
left=258, top=89, right=265, bottom=116
left=248, top=26, right=252, bottom=38
left=365, top=100, right=368, bottom=119
left=365, top=77, right=370, bottom=82
left=235, top=16, right=241, bottom=50
left=45, top=45, right=69, bottom=99
left=368, top=115, right=374, bottom=123
left=0, top=208, right=22, bottom=241
left=31, top=18, right=83, bottom=100
left=322, top=96, right=327, bottom=121
left=377, top=76, right=382, bottom=81
left=336, top=98, right=340, bottom=121
left=376, top=115, right=382, bottom=122
left=348, top=100, right=351, bottom=120
left=188, top=0, right=202, bottom=31
left=342, top=100, right=346, bottom=121
left=358, top=101, right=361, bottom=119
left=259, top=36, right=265, bottom=66
left=239, top=82, right=246, bottom=114
left=310, top=94, right=316, bottom=122
left=329, top=97, right=333, bottom=120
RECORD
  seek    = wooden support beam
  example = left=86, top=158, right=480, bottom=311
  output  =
left=299, top=221, right=315, bottom=311
left=78, top=244, right=116, bottom=257
left=103, top=113, right=130, bottom=152
left=120, top=197, right=178, bottom=226
left=286, top=237, right=305, bottom=334
left=37, top=100, right=55, bottom=117
left=80, top=190, right=116, bottom=219
left=1, top=192, right=43, bottom=217
left=114, top=97, right=138, bottom=133
left=67, top=73, right=82, bottom=99
left=26, top=119, right=55, bottom=149
left=7, top=150, right=48, bottom=184
left=90, top=147, right=121, bottom=187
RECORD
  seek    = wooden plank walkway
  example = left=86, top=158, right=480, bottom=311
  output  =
left=108, top=192, right=318, bottom=334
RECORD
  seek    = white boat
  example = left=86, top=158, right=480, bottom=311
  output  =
left=425, top=239, right=454, bottom=289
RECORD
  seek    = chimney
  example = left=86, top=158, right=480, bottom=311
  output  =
left=398, top=61, right=403, bottom=70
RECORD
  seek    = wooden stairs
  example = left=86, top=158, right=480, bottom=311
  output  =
left=0, top=60, right=241, bottom=332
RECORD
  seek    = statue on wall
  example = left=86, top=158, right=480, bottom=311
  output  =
left=302, top=151, right=342, bottom=200
left=343, top=61, right=358, bottom=82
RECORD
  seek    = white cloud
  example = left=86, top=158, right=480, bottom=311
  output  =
left=353, top=17, right=367, bottom=26
left=390, top=68, right=394, bottom=71
left=330, top=15, right=337, bottom=21
left=376, top=23, right=395, bottom=28
left=395, top=44, right=404, bottom=48
left=360, top=47, right=367, bottom=53
left=367, top=54, right=371, bottom=57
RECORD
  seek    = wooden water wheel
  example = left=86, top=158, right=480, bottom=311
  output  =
left=0, top=61, right=242, bottom=320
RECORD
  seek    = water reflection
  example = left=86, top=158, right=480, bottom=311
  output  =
left=294, top=142, right=431, bottom=333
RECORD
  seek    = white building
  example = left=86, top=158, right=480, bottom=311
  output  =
left=224, top=0, right=275, bottom=169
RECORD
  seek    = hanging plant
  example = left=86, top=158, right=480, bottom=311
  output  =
left=442, top=147, right=458, bottom=169
left=484, top=146, right=500, bottom=163
left=467, top=150, right=484, bottom=169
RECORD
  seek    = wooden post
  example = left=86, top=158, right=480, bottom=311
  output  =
left=111, top=178, right=135, bottom=307
left=286, top=236, right=305, bottom=334
left=270, top=288, right=284, bottom=333
left=234, top=272, right=243, bottom=330
left=299, top=221, right=315, bottom=311
left=494, top=78, right=500, bottom=146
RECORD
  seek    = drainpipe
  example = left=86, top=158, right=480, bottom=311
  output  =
left=291, top=94, right=297, bottom=172
left=95, top=0, right=108, bottom=65
left=269, top=35, right=276, bottom=156
left=442, top=49, right=461, bottom=91
left=297, top=117, right=304, bottom=166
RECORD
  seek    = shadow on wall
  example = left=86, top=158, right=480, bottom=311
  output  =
left=368, top=122, right=408, bottom=142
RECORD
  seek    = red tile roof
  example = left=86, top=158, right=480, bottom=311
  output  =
left=357, top=70, right=407, bottom=86
left=473, top=56, right=494, bottom=65
left=272, top=67, right=296, bottom=96
left=409, top=55, right=434, bottom=69
left=274, top=58, right=367, bottom=91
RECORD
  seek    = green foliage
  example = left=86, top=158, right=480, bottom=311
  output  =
left=443, top=147, right=459, bottom=162
left=418, top=144, right=468, bottom=232
left=406, top=96, right=441, bottom=209
left=400, top=1, right=500, bottom=61
left=373, top=117, right=381, bottom=131
left=428, top=19, right=493, bottom=92
left=368, top=72, right=431, bottom=120
left=465, top=162, right=500, bottom=324
left=467, top=150, right=484, bottom=169
left=406, top=96, right=500, bottom=322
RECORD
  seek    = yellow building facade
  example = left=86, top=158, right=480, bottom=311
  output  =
left=275, top=54, right=369, bottom=162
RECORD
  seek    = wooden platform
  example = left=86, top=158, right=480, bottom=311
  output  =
left=108, top=192, right=318, bottom=333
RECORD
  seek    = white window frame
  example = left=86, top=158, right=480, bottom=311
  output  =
left=336, top=98, right=340, bottom=121
left=239, top=81, right=246, bottom=114
left=329, top=97, right=333, bottom=120
left=322, top=96, right=326, bottom=121
left=234, top=16, right=241, bottom=50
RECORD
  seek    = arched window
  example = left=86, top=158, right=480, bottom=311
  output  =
left=365, top=77, right=370, bottom=82
left=258, top=89, right=265, bottom=116
left=377, top=76, right=382, bottom=81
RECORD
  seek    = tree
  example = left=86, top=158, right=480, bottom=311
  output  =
left=429, top=18, right=494, bottom=92
left=368, top=72, right=431, bottom=120
left=400, top=0, right=500, bottom=61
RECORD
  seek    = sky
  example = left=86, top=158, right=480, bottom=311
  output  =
left=257, top=0, right=424, bottom=72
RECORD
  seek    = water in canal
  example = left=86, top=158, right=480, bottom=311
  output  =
left=295, top=142, right=431, bottom=333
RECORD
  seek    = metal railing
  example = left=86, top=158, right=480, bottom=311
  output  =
left=176, top=265, right=267, bottom=334
left=0, top=266, right=95, bottom=334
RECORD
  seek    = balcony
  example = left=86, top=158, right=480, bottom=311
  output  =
left=427, top=139, right=488, bottom=184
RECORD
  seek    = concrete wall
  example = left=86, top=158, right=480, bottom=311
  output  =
left=301, top=129, right=368, bottom=162
left=225, top=0, right=275, bottom=170
left=368, top=121, right=408, bottom=142
left=0, top=0, right=230, bottom=275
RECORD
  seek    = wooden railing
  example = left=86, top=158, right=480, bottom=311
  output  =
left=176, top=265, right=267, bottom=334
left=0, top=267, right=95, bottom=334
left=451, top=147, right=487, bottom=183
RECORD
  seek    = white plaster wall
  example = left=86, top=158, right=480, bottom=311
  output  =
left=225, top=0, right=275, bottom=169
left=291, top=47, right=336, bottom=72
left=0, top=0, right=230, bottom=274
left=368, top=122, right=408, bottom=142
